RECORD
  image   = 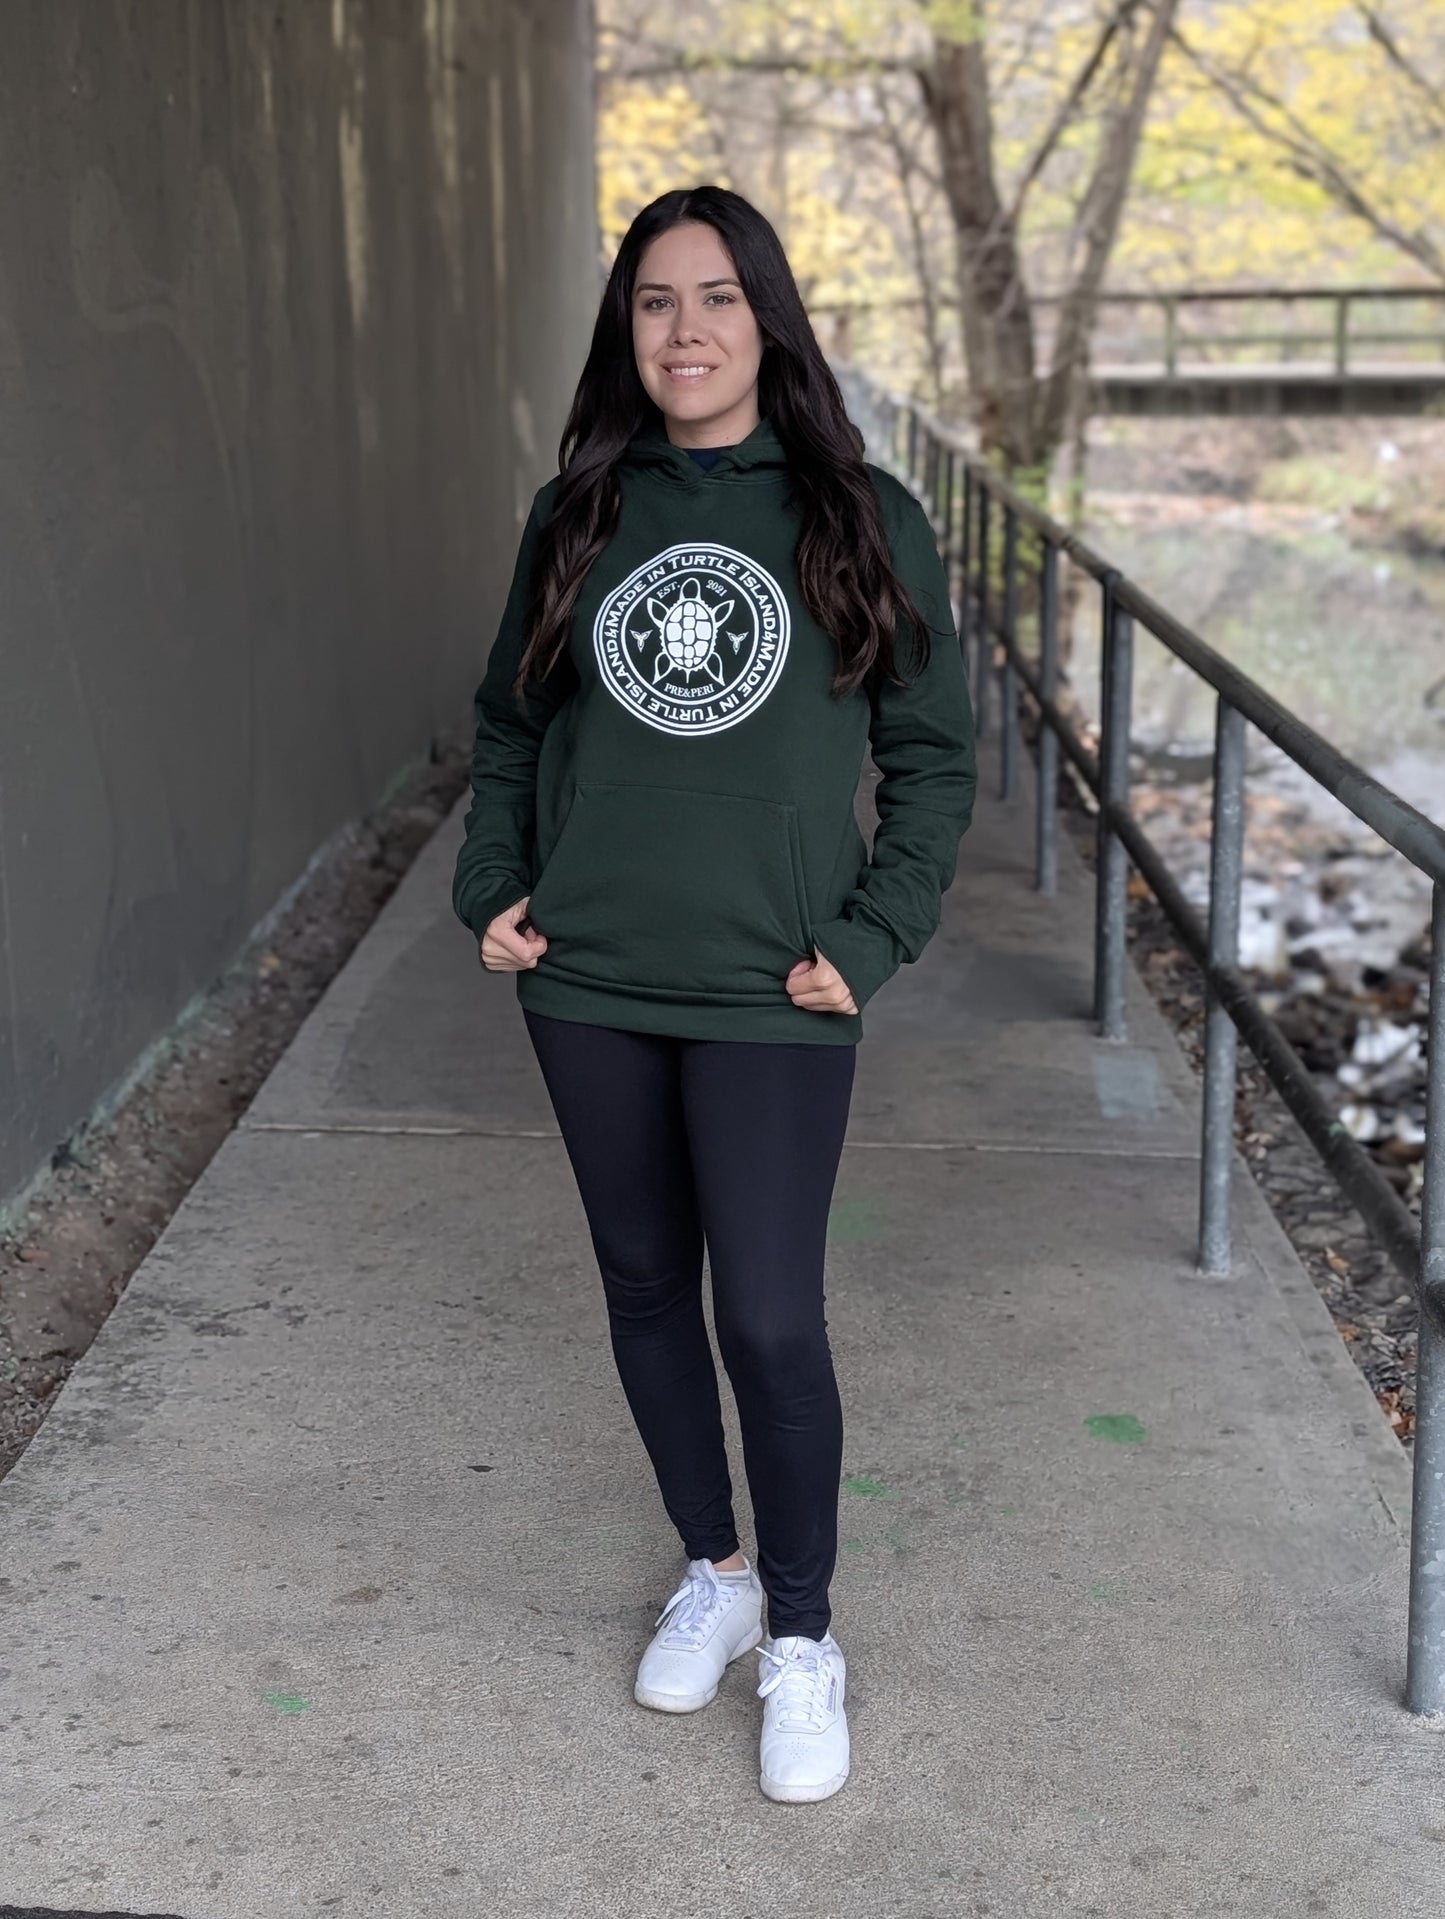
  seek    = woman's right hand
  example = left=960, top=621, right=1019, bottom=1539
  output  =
left=479, top=896, right=549, bottom=971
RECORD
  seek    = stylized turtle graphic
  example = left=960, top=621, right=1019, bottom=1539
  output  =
left=641, top=577, right=736, bottom=688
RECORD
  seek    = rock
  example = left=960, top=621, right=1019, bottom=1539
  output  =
left=1350, top=1018, right=1420, bottom=1069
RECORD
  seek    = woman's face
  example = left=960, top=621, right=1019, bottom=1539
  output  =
left=631, top=221, right=765, bottom=447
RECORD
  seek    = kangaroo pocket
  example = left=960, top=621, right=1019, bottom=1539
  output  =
left=524, top=781, right=814, bottom=1004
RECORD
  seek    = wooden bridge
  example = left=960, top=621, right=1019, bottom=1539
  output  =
left=822, top=284, right=1445, bottom=416
left=1078, top=284, right=1445, bottom=415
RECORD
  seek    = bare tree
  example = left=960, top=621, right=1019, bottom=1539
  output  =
left=874, top=87, right=953, bottom=410
left=919, top=0, right=1181, bottom=479
left=601, top=0, right=1184, bottom=482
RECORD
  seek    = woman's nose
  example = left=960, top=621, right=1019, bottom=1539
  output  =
left=670, top=309, right=707, bottom=344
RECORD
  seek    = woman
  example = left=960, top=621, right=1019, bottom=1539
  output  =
left=451, top=184, right=976, bottom=1804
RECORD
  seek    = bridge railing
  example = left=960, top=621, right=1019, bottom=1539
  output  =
left=816, top=286, right=1445, bottom=380
left=834, top=362, right=1445, bottom=1715
left=1060, top=285, right=1445, bottom=378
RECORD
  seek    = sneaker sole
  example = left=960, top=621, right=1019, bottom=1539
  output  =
left=633, top=1620, right=765, bottom=1713
left=759, top=1760, right=850, bottom=1803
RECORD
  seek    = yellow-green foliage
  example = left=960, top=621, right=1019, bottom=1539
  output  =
left=1124, top=0, right=1445, bottom=283
left=597, top=85, right=717, bottom=252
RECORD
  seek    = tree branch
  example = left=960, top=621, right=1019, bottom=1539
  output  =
left=1356, top=4, right=1445, bottom=131
left=1037, top=0, right=1183, bottom=453
left=1169, top=21, right=1445, bottom=283
left=1005, top=0, right=1143, bottom=232
left=877, top=86, right=950, bottom=405
left=596, top=29, right=925, bottom=84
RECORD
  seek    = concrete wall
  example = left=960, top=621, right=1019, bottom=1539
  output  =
left=0, top=0, right=598, bottom=1203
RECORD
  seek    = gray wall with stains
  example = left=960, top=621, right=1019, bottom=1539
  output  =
left=0, top=0, right=598, bottom=1203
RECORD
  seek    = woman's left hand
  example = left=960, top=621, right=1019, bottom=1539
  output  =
left=785, top=945, right=858, bottom=1016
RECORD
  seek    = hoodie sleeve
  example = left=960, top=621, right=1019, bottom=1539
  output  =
left=809, top=479, right=977, bottom=1012
left=451, top=482, right=573, bottom=941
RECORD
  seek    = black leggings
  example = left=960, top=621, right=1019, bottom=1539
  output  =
left=522, top=1007, right=857, bottom=1642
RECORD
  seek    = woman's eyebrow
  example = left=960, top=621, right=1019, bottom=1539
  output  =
left=635, top=277, right=743, bottom=292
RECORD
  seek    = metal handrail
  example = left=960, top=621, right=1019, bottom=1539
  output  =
left=835, top=364, right=1445, bottom=1715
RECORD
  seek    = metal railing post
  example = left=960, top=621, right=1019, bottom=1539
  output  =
left=975, top=479, right=991, bottom=739
left=940, top=448, right=958, bottom=646
left=1406, top=882, right=1445, bottom=1713
left=1000, top=504, right=1019, bottom=800
left=1199, top=698, right=1248, bottom=1274
left=960, top=464, right=974, bottom=660
left=1036, top=540, right=1059, bottom=895
left=1094, top=575, right=1132, bottom=1040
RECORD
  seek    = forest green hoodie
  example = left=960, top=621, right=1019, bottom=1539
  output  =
left=451, top=410, right=977, bottom=1045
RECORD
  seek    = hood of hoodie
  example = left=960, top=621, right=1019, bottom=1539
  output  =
left=618, top=408, right=792, bottom=488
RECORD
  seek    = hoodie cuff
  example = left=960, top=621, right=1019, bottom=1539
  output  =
left=810, top=911, right=907, bottom=1014
left=456, top=875, right=532, bottom=942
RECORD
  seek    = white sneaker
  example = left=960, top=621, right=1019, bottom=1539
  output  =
left=756, top=1630, right=850, bottom=1802
left=634, top=1556, right=764, bottom=1713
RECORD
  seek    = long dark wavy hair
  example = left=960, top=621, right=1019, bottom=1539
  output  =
left=509, top=184, right=935, bottom=707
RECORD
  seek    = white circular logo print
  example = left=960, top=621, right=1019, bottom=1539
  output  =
left=592, top=541, right=791, bottom=737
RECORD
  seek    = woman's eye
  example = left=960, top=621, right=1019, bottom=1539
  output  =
left=641, top=293, right=737, bottom=311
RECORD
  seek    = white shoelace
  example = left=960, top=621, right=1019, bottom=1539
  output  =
left=756, top=1637, right=836, bottom=1731
left=654, top=1562, right=729, bottom=1648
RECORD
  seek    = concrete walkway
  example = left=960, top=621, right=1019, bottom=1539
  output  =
left=2, top=740, right=1441, bottom=1919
